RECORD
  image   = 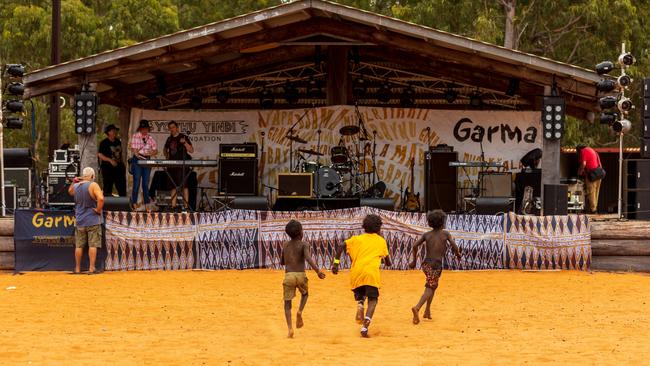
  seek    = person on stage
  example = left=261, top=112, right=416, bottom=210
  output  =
left=130, top=119, right=158, bottom=211
left=577, top=145, right=605, bottom=214
left=97, top=124, right=127, bottom=197
left=163, top=121, right=194, bottom=210
left=68, top=167, right=104, bottom=274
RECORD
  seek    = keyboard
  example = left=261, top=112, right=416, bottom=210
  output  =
left=137, top=159, right=219, bottom=167
left=449, top=161, right=504, bottom=168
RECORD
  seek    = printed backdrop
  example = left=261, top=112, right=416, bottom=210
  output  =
left=130, top=107, right=541, bottom=205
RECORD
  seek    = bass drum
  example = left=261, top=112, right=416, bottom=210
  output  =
left=314, top=166, right=341, bottom=198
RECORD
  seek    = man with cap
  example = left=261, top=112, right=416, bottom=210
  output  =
left=68, top=167, right=104, bottom=274
left=98, top=124, right=127, bottom=196
left=130, top=119, right=158, bottom=211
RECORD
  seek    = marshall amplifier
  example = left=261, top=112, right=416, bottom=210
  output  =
left=219, top=159, right=258, bottom=195
left=219, top=143, right=258, bottom=159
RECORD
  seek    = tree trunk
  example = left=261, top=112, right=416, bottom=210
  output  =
left=503, top=0, right=516, bottom=49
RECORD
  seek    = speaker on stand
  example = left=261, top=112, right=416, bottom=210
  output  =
left=424, top=151, right=458, bottom=212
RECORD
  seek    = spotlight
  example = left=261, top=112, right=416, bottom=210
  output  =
left=617, top=74, right=632, bottom=89
left=259, top=88, right=274, bottom=108
left=284, top=82, right=299, bottom=104
left=611, top=118, right=631, bottom=133
left=5, top=64, right=25, bottom=77
left=400, top=86, right=415, bottom=107
left=216, top=89, right=230, bottom=104
left=617, top=97, right=633, bottom=112
left=5, top=99, right=24, bottom=113
left=4, top=116, right=23, bottom=129
left=377, top=82, right=391, bottom=103
left=190, top=90, right=202, bottom=110
left=353, top=77, right=366, bottom=98
left=596, top=79, right=617, bottom=93
left=7, top=82, right=25, bottom=96
left=444, top=89, right=458, bottom=103
left=596, top=61, right=614, bottom=75
left=469, top=90, right=482, bottom=107
left=599, top=112, right=618, bottom=125
left=618, top=53, right=635, bottom=67
left=599, top=95, right=617, bottom=109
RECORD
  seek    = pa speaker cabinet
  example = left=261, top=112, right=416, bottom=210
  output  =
left=3, top=185, right=17, bottom=212
left=424, top=151, right=458, bottom=212
left=103, top=196, right=132, bottom=212
left=644, top=117, right=650, bottom=138
left=4, top=167, right=31, bottom=208
left=543, top=184, right=568, bottom=216
left=360, top=198, right=395, bottom=211
left=479, top=172, right=512, bottom=197
left=476, top=197, right=514, bottom=215
left=231, top=196, right=268, bottom=210
left=642, top=138, right=650, bottom=159
left=47, top=175, right=74, bottom=205
left=624, top=189, right=650, bottom=220
left=219, top=159, right=258, bottom=196
left=278, top=173, right=312, bottom=198
left=624, top=159, right=650, bottom=190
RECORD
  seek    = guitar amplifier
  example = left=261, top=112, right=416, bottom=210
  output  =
left=219, top=159, right=258, bottom=195
left=219, top=143, right=258, bottom=159
left=278, top=173, right=313, bottom=198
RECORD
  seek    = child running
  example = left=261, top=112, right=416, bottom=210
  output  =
left=409, top=210, right=461, bottom=324
left=332, top=214, right=391, bottom=337
left=280, top=220, right=326, bottom=338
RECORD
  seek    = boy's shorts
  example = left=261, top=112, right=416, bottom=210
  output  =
left=283, top=272, right=308, bottom=301
left=353, top=285, right=379, bottom=301
left=422, top=259, right=443, bottom=289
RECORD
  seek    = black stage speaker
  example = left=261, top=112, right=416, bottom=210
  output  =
left=624, top=159, right=650, bottom=190
left=360, top=198, right=395, bottom=211
left=47, top=175, right=74, bottom=205
left=219, top=159, right=258, bottom=196
left=643, top=117, right=650, bottom=138
left=424, top=151, right=458, bottom=212
left=231, top=196, right=268, bottom=210
left=642, top=138, right=650, bottom=159
left=480, top=172, right=512, bottom=197
left=3, top=185, right=17, bottom=211
left=543, top=184, right=568, bottom=215
left=278, top=173, right=312, bottom=198
left=103, top=196, right=131, bottom=212
left=514, top=169, right=542, bottom=212
left=624, top=189, right=650, bottom=220
left=476, top=197, right=514, bottom=215
left=2, top=148, right=32, bottom=168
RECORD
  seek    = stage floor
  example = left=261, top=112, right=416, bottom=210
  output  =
left=1, top=270, right=649, bottom=365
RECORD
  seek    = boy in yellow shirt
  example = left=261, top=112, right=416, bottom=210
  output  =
left=332, top=214, right=391, bottom=337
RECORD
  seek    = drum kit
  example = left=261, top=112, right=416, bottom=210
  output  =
left=285, top=123, right=384, bottom=199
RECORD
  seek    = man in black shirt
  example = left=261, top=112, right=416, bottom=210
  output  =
left=164, top=121, right=194, bottom=209
left=98, top=124, right=127, bottom=196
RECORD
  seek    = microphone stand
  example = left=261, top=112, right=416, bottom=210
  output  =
left=315, top=128, right=322, bottom=210
left=259, top=131, right=265, bottom=197
left=286, top=104, right=315, bottom=173
left=371, top=130, right=378, bottom=188
left=354, top=102, right=370, bottom=198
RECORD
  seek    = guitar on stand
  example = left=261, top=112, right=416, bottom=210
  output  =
left=402, top=158, right=421, bottom=212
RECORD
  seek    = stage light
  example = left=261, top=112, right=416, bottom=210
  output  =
left=400, top=86, right=415, bottom=107
left=190, top=89, right=202, bottom=110
left=259, top=88, right=274, bottom=108
left=7, top=82, right=25, bottom=96
left=617, top=97, right=633, bottom=112
left=74, top=90, right=98, bottom=135
left=542, top=96, right=565, bottom=140
left=4, top=99, right=24, bottom=113
left=600, top=112, right=618, bottom=125
left=611, top=118, right=631, bottom=133
left=216, top=89, right=230, bottom=103
left=469, top=90, right=482, bottom=107
left=618, top=53, right=635, bottom=67
left=596, top=79, right=617, bottom=93
left=4, top=116, right=23, bottom=129
left=599, top=95, right=617, bottom=109
left=5, top=64, right=24, bottom=77
left=284, top=82, right=299, bottom=104
left=506, top=78, right=519, bottom=96
left=617, top=74, right=632, bottom=89
left=377, top=82, right=391, bottom=103
left=444, top=89, right=458, bottom=103
left=596, top=61, right=614, bottom=75
left=353, top=77, right=366, bottom=98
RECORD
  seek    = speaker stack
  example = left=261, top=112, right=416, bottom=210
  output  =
left=643, top=79, right=650, bottom=158
left=623, top=159, right=650, bottom=219
left=218, top=143, right=258, bottom=196
left=424, top=151, right=458, bottom=212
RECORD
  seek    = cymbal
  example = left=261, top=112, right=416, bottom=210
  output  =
left=340, top=125, right=360, bottom=136
left=298, top=148, right=324, bottom=156
left=285, top=134, right=307, bottom=144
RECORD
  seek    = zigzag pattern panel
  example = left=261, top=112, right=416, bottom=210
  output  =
left=104, top=211, right=196, bottom=271
left=196, top=210, right=260, bottom=269
left=504, top=213, right=591, bottom=271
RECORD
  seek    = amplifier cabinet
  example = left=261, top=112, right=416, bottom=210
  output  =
left=219, top=159, right=258, bottom=196
left=278, top=173, right=313, bottom=198
left=47, top=174, right=74, bottom=205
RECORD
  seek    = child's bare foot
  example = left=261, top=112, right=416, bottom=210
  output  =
left=411, top=307, right=420, bottom=324
left=355, top=306, right=364, bottom=324
left=288, top=328, right=294, bottom=338
left=423, top=310, right=432, bottom=319
left=296, top=312, right=304, bottom=329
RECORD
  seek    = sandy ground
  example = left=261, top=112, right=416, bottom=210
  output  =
left=0, top=270, right=649, bottom=366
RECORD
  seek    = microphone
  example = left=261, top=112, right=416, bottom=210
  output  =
left=261, top=131, right=265, bottom=137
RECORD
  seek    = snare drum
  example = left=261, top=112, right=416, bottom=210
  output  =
left=330, top=146, right=349, bottom=165
left=331, top=163, right=351, bottom=174
left=301, top=161, right=319, bottom=173
left=315, top=166, right=341, bottom=197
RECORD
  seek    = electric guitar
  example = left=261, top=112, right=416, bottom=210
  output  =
left=403, top=158, right=421, bottom=212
